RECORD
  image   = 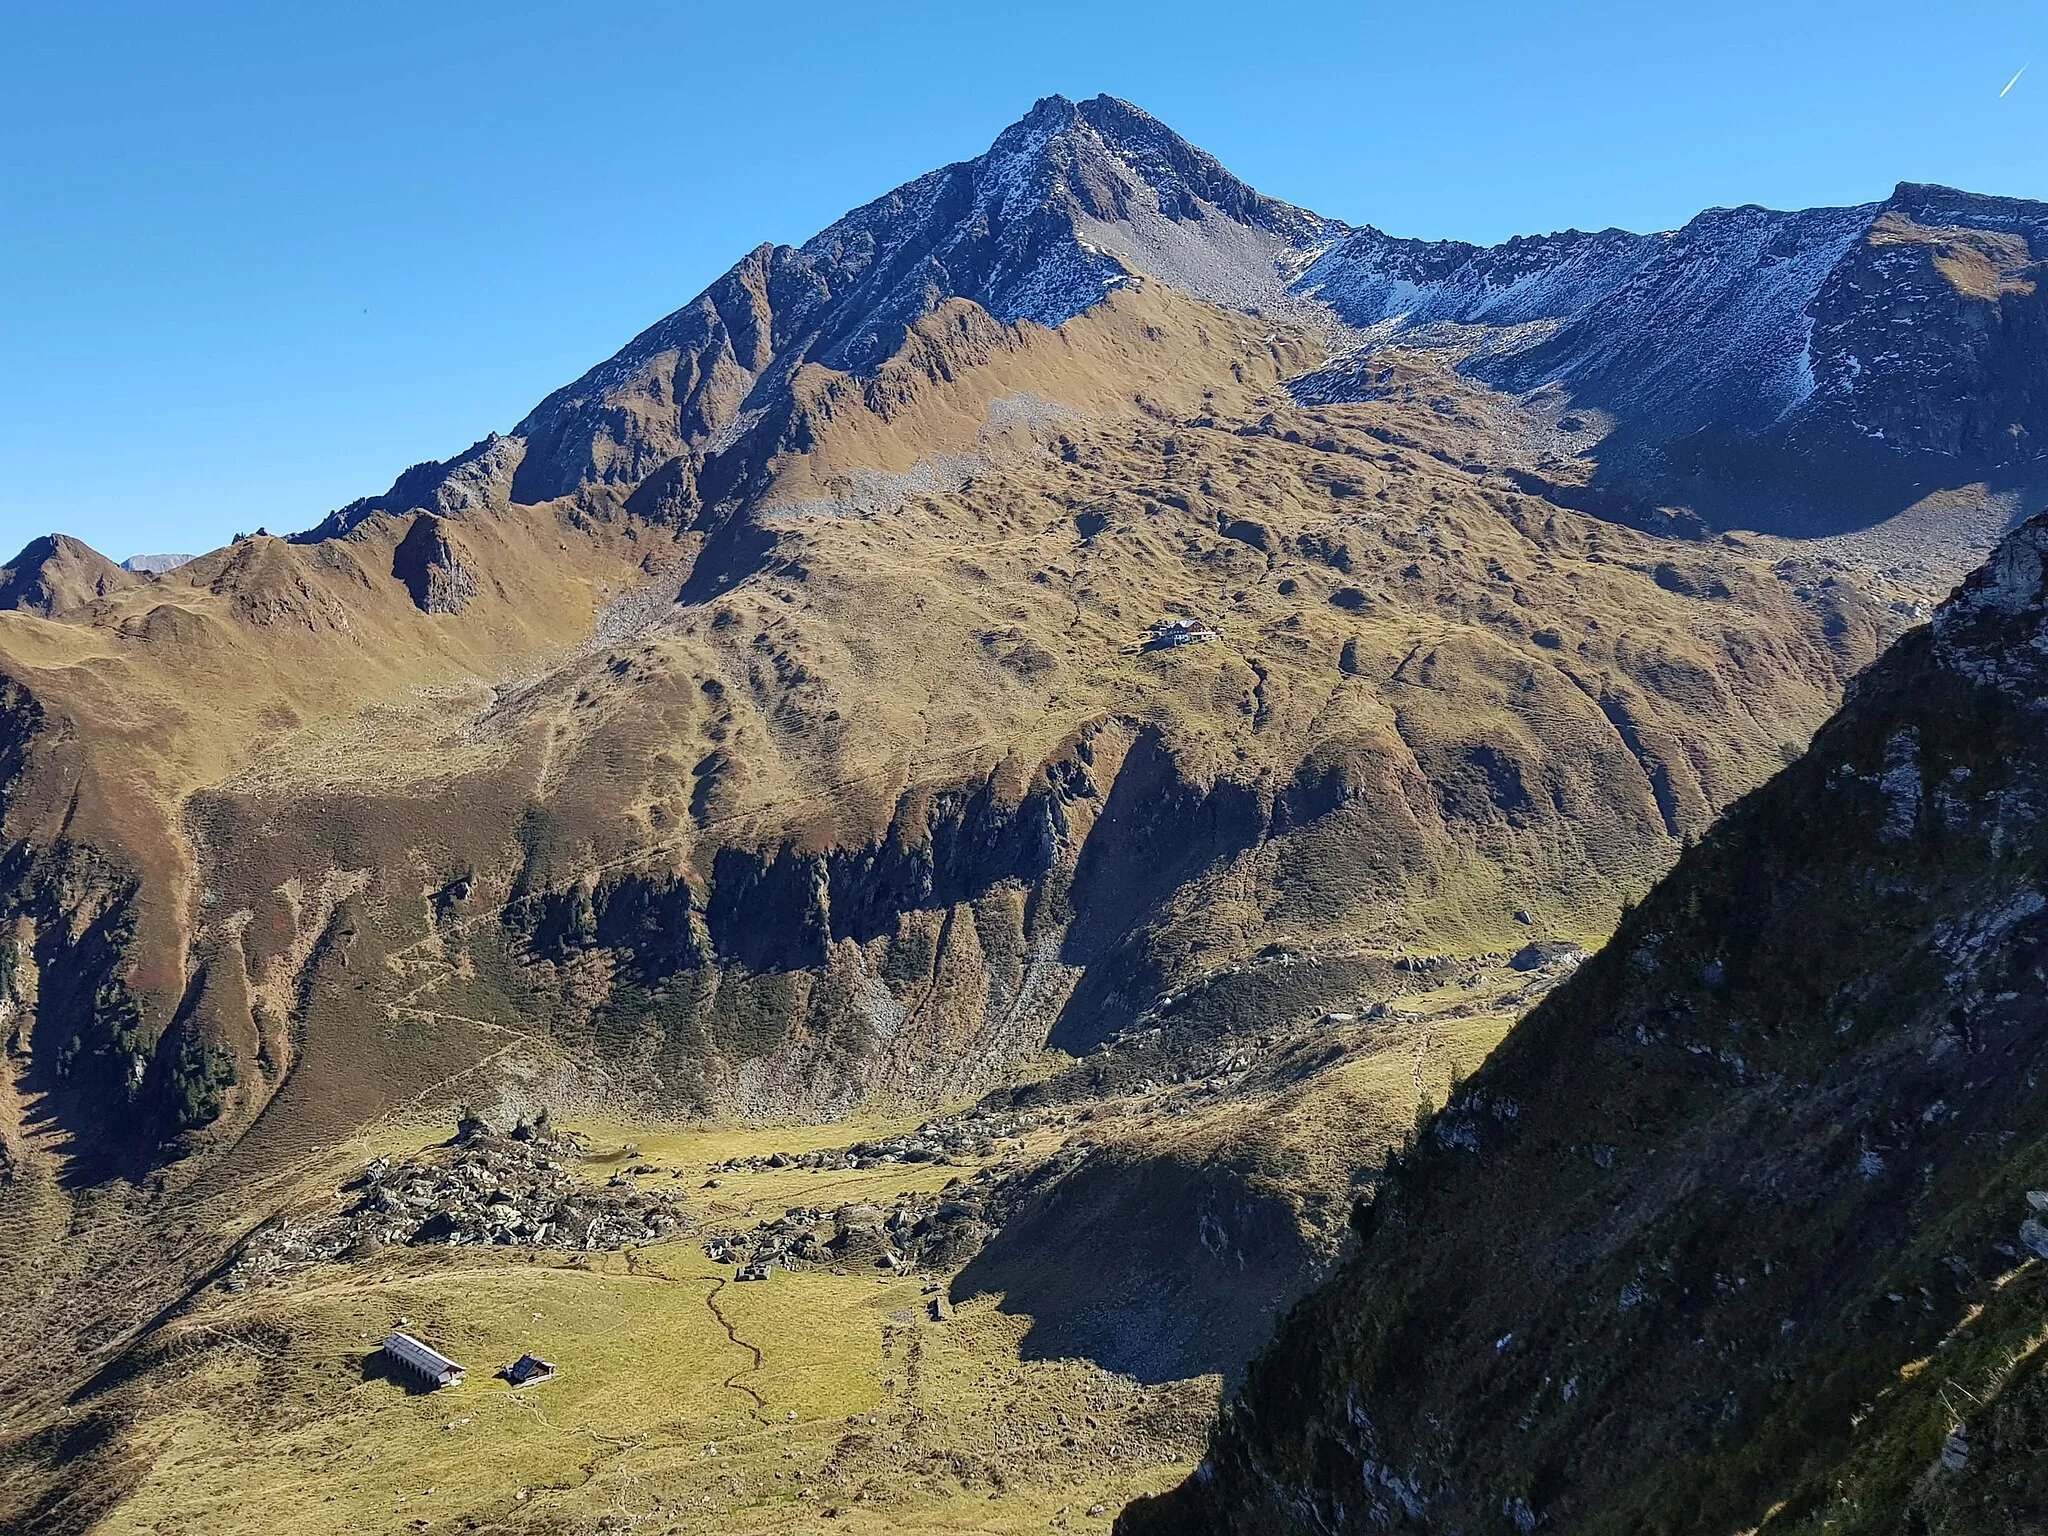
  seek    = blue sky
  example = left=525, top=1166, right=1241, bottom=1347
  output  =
left=3, top=0, right=2041, bottom=561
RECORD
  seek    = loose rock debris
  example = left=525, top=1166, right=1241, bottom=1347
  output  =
left=702, top=1140, right=1094, bottom=1277
left=226, top=1127, right=688, bottom=1286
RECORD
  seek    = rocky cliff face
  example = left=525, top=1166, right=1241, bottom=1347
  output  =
left=1126, top=513, right=2048, bottom=1535
left=1300, top=183, right=2048, bottom=536
left=390, top=514, right=478, bottom=614
left=1787, top=191, right=2048, bottom=476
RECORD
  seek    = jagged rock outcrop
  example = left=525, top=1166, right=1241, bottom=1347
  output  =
left=1126, top=515, right=2048, bottom=1534
left=390, top=513, right=478, bottom=614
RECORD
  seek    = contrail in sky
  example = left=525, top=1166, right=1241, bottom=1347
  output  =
left=2001, top=62, right=2029, bottom=97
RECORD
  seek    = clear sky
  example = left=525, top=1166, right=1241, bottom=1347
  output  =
left=3, top=0, right=2041, bottom=562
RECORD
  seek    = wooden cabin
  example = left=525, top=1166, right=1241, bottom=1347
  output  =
left=501, top=1353, right=557, bottom=1387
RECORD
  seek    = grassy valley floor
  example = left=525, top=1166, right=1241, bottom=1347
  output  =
left=49, top=1115, right=1213, bottom=1536
left=19, top=949, right=1553, bottom=1536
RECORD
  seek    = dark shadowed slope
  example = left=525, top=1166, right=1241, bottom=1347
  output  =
left=1126, top=513, right=2048, bottom=1534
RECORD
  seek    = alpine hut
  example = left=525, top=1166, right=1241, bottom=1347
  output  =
left=1144, top=616, right=1219, bottom=650
left=501, top=1353, right=557, bottom=1387
left=382, top=1330, right=466, bottom=1388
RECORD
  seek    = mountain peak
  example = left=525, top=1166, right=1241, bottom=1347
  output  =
left=999, top=92, right=1169, bottom=140
left=1882, top=178, right=2048, bottom=233
left=787, top=92, right=1341, bottom=369
left=1011, top=91, right=1084, bottom=128
left=0, top=533, right=137, bottom=617
left=402, top=95, right=1356, bottom=514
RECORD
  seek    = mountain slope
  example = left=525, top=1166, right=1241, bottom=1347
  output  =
left=1124, top=513, right=2048, bottom=1535
left=0, top=95, right=2028, bottom=1491
left=0, top=286, right=1934, bottom=1482
left=0, top=281, right=1906, bottom=1173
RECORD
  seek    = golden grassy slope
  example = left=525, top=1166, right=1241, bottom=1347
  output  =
left=1, top=282, right=1899, bottom=913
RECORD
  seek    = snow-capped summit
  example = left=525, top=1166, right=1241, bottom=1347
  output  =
left=794, top=93, right=1347, bottom=363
